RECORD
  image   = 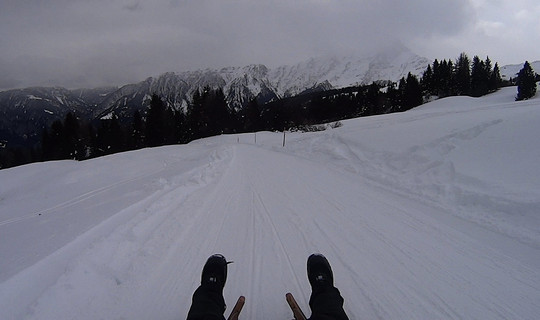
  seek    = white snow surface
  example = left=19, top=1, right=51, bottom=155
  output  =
left=1, top=86, right=539, bottom=319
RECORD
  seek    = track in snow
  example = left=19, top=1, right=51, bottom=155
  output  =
left=7, top=142, right=535, bottom=319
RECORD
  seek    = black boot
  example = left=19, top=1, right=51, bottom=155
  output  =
left=307, top=253, right=334, bottom=294
left=307, top=254, right=349, bottom=320
left=201, top=254, right=229, bottom=290
left=187, top=254, right=231, bottom=320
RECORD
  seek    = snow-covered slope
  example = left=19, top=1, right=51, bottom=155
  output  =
left=1, top=87, right=539, bottom=319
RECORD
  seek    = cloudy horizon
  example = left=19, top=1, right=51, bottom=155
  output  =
left=1, top=0, right=539, bottom=91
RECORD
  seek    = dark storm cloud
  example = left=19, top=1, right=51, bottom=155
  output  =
left=0, top=0, right=537, bottom=90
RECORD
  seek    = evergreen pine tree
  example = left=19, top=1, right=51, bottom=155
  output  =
left=187, top=88, right=205, bottom=140
left=208, top=88, right=232, bottom=135
left=471, top=56, right=489, bottom=97
left=421, top=64, right=433, bottom=95
left=489, top=62, right=503, bottom=92
left=243, top=98, right=262, bottom=132
left=516, top=61, right=537, bottom=100
left=78, top=122, right=94, bottom=159
left=484, top=56, right=493, bottom=81
left=131, top=110, right=144, bottom=149
left=163, top=107, right=176, bottom=144
left=146, top=94, right=166, bottom=147
left=403, top=73, right=423, bottom=110
left=364, top=82, right=381, bottom=116
left=431, top=59, right=440, bottom=96
left=41, top=127, right=51, bottom=161
left=397, top=77, right=407, bottom=111
left=48, top=119, right=65, bottom=160
left=108, top=114, right=125, bottom=153
left=63, top=112, right=81, bottom=160
left=386, top=82, right=400, bottom=112
left=454, top=53, right=471, bottom=96
left=173, top=110, right=187, bottom=143
left=94, top=116, right=120, bottom=155
left=437, top=60, right=453, bottom=97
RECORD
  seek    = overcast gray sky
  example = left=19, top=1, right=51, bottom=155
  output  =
left=1, top=0, right=539, bottom=90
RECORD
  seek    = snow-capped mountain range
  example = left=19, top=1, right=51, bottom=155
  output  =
left=96, top=43, right=429, bottom=117
left=0, top=44, right=429, bottom=147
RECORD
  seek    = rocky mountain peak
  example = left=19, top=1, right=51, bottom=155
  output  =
left=1, top=45, right=431, bottom=148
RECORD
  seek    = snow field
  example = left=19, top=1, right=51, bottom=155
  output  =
left=0, top=86, right=539, bottom=319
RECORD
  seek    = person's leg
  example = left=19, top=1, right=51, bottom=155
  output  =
left=187, top=285, right=226, bottom=320
left=307, top=254, right=349, bottom=320
left=187, top=254, right=229, bottom=320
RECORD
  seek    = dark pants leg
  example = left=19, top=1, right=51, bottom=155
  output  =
left=309, top=286, right=349, bottom=320
left=186, top=285, right=226, bottom=320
